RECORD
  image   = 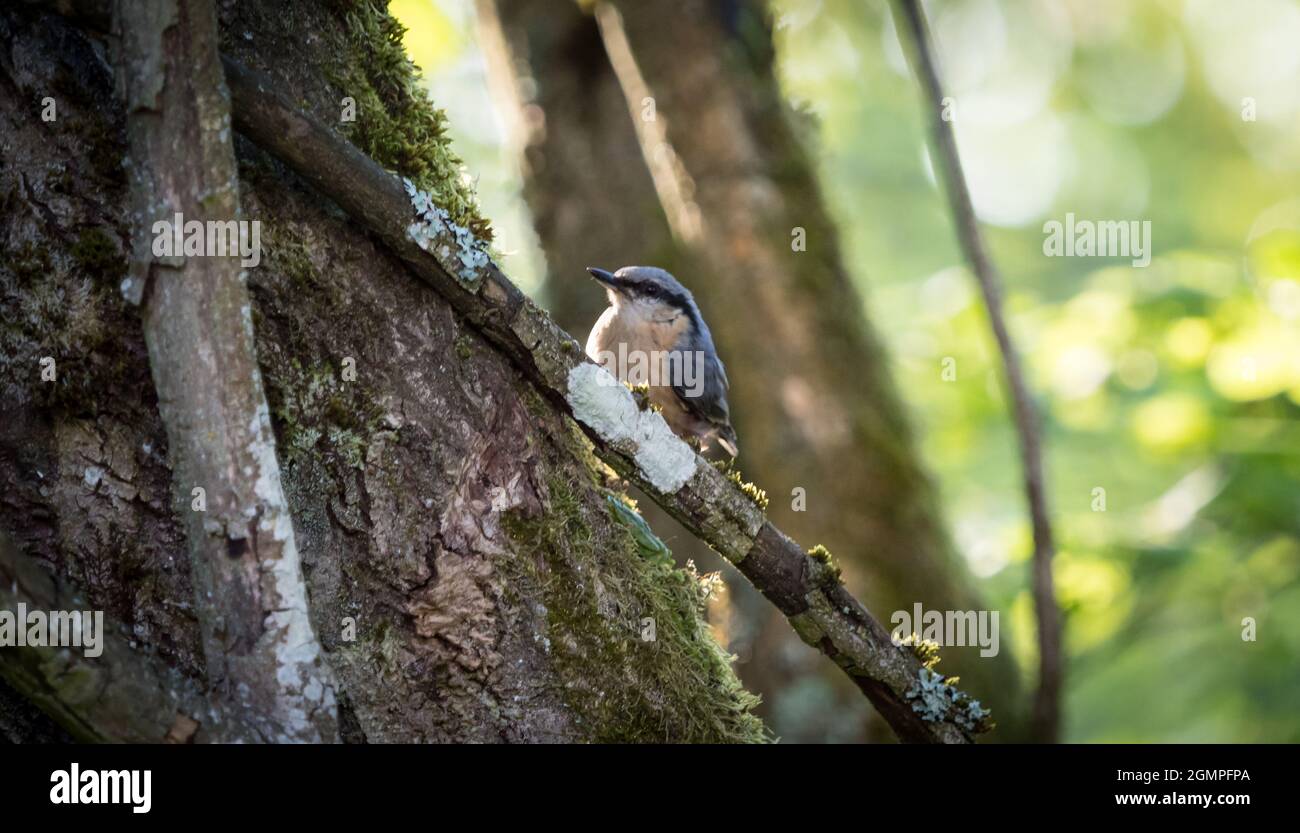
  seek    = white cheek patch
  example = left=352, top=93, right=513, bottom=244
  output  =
left=566, top=363, right=699, bottom=493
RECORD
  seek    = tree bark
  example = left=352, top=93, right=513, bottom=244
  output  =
left=0, top=532, right=257, bottom=742
left=0, top=0, right=768, bottom=743
left=113, top=0, right=336, bottom=743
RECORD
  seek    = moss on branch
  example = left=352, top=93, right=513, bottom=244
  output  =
left=327, top=0, right=491, bottom=242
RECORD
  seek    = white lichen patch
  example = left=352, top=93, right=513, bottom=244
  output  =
left=906, top=667, right=991, bottom=731
left=403, top=177, right=490, bottom=289
left=566, top=363, right=698, bottom=493
left=246, top=390, right=337, bottom=740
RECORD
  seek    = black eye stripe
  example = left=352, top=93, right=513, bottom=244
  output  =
left=634, top=283, right=688, bottom=308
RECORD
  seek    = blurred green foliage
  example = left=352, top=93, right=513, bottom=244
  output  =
left=772, top=0, right=1300, bottom=741
left=402, top=0, right=1300, bottom=741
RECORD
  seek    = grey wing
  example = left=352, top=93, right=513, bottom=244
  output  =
left=671, top=349, right=732, bottom=429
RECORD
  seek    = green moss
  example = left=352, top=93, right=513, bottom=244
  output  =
left=899, top=633, right=942, bottom=670
left=252, top=221, right=387, bottom=469
left=69, top=228, right=125, bottom=285
left=265, top=357, right=381, bottom=469
left=328, top=0, right=491, bottom=242
left=620, top=380, right=664, bottom=415
left=7, top=240, right=52, bottom=287
left=44, top=656, right=101, bottom=705
left=277, top=240, right=317, bottom=291
left=500, top=474, right=768, bottom=743
left=807, top=543, right=842, bottom=586
left=712, top=459, right=769, bottom=511
left=0, top=238, right=130, bottom=416
left=262, top=222, right=343, bottom=306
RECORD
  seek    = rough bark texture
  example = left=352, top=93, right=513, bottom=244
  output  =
left=0, top=0, right=766, bottom=743
left=4, top=0, right=995, bottom=745
left=0, top=532, right=258, bottom=742
left=114, top=0, right=336, bottom=743
left=482, top=0, right=1022, bottom=739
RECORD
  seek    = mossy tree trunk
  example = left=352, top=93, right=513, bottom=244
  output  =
left=0, top=0, right=765, bottom=743
left=480, top=0, right=1024, bottom=740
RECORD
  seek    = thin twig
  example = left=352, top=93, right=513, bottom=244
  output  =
left=892, top=0, right=1062, bottom=742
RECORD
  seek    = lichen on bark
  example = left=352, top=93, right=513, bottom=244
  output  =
left=0, top=0, right=769, bottom=743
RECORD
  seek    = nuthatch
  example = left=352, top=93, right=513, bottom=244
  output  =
left=585, top=266, right=738, bottom=457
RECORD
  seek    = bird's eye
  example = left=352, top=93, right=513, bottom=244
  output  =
left=642, top=285, right=659, bottom=297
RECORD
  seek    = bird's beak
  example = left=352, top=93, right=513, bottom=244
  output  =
left=587, top=267, right=621, bottom=291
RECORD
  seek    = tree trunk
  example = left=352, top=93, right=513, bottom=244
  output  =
left=479, top=0, right=1024, bottom=740
left=0, top=0, right=766, bottom=743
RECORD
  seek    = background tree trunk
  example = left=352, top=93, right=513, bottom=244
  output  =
left=0, top=0, right=765, bottom=743
left=480, top=0, right=1024, bottom=740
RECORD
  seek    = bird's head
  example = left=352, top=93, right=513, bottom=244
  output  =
left=587, top=266, right=695, bottom=323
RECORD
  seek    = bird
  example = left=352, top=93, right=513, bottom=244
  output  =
left=585, top=266, right=738, bottom=457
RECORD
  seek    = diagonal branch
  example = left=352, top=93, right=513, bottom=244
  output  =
left=111, top=0, right=336, bottom=742
left=219, top=58, right=982, bottom=744
left=891, top=0, right=1063, bottom=742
